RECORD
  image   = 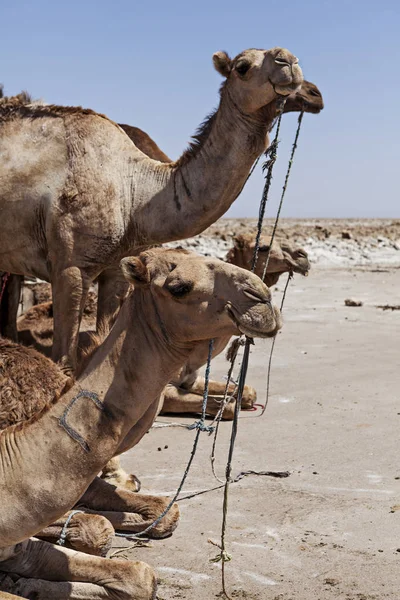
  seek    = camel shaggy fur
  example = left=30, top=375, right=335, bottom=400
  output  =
left=0, top=247, right=281, bottom=599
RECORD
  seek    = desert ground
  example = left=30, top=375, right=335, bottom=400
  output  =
left=108, top=219, right=400, bottom=599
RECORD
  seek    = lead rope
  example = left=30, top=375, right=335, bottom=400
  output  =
left=262, top=110, right=305, bottom=279
left=213, top=107, right=306, bottom=599
left=208, top=103, right=286, bottom=484
left=115, top=338, right=215, bottom=540
left=212, top=104, right=286, bottom=600
left=259, top=110, right=305, bottom=416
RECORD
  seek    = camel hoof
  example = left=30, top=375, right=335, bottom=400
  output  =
left=125, top=474, right=142, bottom=493
left=241, top=384, right=257, bottom=409
left=147, top=500, right=180, bottom=539
left=102, top=472, right=142, bottom=493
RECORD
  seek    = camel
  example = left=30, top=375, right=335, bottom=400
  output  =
left=0, top=46, right=302, bottom=372
left=0, top=73, right=322, bottom=344
left=0, top=236, right=309, bottom=505
left=0, top=247, right=281, bottom=599
left=3, top=235, right=309, bottom=417
left=226, top=233, right=310, bottom=285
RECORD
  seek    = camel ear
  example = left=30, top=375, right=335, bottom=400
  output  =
left=233, top=234, right=246, bottom=249
left=213, top=51, right=232, bottom=78
left=120, top=256, right=150, bottom=286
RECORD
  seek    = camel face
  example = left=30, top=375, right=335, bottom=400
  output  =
left=279, top=240, right=310, bottom=275
left=213, top=47, right=303, bottom=113
left=226, top=234, right=310, bottom=283
left=284, top=79, right=324, bottom=114
left=121, top=248, right=281, bottom=342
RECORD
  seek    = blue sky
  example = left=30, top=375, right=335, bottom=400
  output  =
left=1, top=0, right=399, bottom=218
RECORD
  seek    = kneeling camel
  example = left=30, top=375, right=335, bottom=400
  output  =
left=0, top=247, right=281, bottom=599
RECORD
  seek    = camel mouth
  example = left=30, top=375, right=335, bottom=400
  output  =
left=273, top=82, right=302, bottom=97
left=227, top=305, right=281, bottom=339
left=293, top=264, right=310, bottom=276
left=299, top=99, right=322, bottom=114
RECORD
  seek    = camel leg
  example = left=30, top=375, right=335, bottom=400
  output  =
left=79, top=477, right=179, bottom=539
left=0, top=274, right=22, bottom=342
left=0, top=538, right=156, bottom=600
left=101, top=457, right=142, bottom=493
left=186, top=376, right=257, bottom=409
left=162, top=384, right=236, bottom=419
left=51, top=267, right=90, bottom=372
left=35, top=510, right=115, bottom=556
left=96, top=267, right=130, bottom=330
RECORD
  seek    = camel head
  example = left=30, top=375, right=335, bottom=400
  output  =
left=120, top=248, right=281, bottom=342
left=226, top=234, right=310, bottom=287
left=213, top=47, right=303, bottom=114
left=283, top=79, right=324, bottom=115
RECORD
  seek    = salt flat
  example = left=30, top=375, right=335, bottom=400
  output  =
left=117, top=264, right=400, bottom=600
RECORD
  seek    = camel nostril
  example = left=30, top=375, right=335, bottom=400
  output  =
left=309, top=89, right=321, bottom=97
left=274, top=59, right=291, bottom=67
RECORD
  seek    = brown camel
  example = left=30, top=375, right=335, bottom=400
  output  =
left=0, top=236, right=309, bottom=504
left=5, top=235, right=309, bottom=417
left=0, top=247, right=281, bottom=599
left=0, top=73, right=322, bottom=344
left=0, top=46, right=302, bottom=372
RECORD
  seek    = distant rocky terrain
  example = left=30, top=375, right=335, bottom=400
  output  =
left=167, top=218, right=400, bottom=267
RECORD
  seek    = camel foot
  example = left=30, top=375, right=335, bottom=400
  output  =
left=101, top=471, right=142, bottom=493
left=101, top=457, right=142, bottom=492
left=79, top=478, right=180, bottom=539
left=240, top=384, right=257, bottom=409
left=36, top=511, right=115, bottom=557
left=0, top=538, right=157, bottom=600
left=84, top=497, right=180, bottom=540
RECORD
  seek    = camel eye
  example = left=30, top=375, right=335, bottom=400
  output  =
left=259, top=245, right=270, bottom=252
left=235, top=60, right=251, bottom=77
left=168, top=281, right=193, bottom=298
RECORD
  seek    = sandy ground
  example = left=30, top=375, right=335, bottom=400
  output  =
left=114, top=264, right=400, bottom=599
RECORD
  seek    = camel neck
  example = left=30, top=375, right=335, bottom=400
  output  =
left=130, top=94, right=273, bottom=245
left=77, top=290, right=188, bottom=439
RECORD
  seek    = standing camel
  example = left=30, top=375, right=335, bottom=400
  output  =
left=0, top=248, right=281, bottom=599
left=0, top=75, right=322, bottom=347
left=0, top=46, right=302, bottom=372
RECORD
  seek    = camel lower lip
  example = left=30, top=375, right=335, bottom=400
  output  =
left=238, top=324, right=278, bottom=339
left=228, top=307, right=278, bottom=339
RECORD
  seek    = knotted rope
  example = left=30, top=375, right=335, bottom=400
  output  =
left=213, top=107, right=306, bottom=599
